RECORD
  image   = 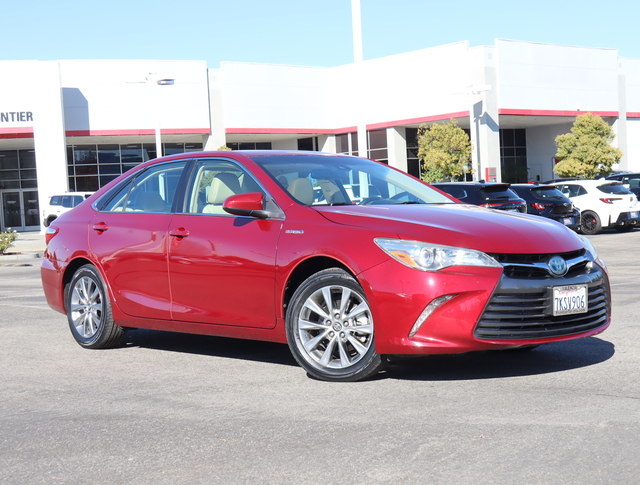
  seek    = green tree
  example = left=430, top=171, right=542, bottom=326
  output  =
left=417, top=120, right=472, bottom=182
left=554, top=113, right=623, bottom=178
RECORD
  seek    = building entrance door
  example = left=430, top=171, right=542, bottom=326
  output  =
left=0, top=190, right=40, bottom=232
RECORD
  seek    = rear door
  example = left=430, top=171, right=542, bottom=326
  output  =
left=89, top=160, right=187, bottom=320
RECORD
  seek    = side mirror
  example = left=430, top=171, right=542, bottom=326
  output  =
left=223, top=192, right=282, bottom=219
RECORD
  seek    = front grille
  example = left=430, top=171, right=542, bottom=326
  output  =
left=490, top=250, right=587, bottom=279
left=475, top=284, right=609, bottom=340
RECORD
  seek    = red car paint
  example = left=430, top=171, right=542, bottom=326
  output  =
left=41, top=151, right=611, bottom=380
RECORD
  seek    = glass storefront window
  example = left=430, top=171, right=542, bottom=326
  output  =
left=142, top=144, right=157, bottom=161
left=122, top=144, right=144, bottom=165
left=75, top=176, right=99, bottom=192
left=73, top=145, right=98, bottom=164
left=99, top=164, right=122, bottom=175
left=0, top=152, right=19, bottom=170
left=75, top=165, right=98, bottom=176
left=98, top=145, right=120, bottom=164
left=66, top=142, right=202, bottom=192
left=227, top=142, right=273, bottom=150
left=500, top=129, right=527, bottom=183
left=19, top=150, right=36, bottom=169
left=164, top=143, right=185, bottom=155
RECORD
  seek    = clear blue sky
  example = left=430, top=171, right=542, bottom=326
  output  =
left=4, top=0, right=640, bottom=67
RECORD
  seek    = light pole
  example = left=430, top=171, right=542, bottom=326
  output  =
left=468, top=84, right=492, bottom=181
left=147, top=73, right=174, bottom=158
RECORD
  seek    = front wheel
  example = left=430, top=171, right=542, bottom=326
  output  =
left=65, top=264, right=124, bottom=349
left=580, top=211, right=602, bottom=235
left=285, top=268, right=384, bottom=382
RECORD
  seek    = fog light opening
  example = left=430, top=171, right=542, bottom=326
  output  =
left=409, top=294, right=457, bottom=338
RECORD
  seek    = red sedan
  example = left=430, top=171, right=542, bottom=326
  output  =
left=41, top=151, right=611, bottom=381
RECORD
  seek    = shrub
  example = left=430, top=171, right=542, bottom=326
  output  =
left=0, top=229, right=18, bottom=255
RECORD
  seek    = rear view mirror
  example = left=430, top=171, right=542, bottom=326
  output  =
left=223, top=192, right=282, bottom=219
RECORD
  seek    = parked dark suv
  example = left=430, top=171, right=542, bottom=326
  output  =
left=604, top=172, right=640, bottom=198
left=432, top=182, right=527, bottom=213
left=510, top=183, right=580, bottom=230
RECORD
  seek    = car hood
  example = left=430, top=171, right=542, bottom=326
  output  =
left=315, top=203, right=583, bottom=254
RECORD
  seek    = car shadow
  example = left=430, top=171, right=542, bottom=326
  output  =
left=123, top=330, right=614, bottom=381
left=123, top=329, right=298, bottom=367
left=381, top=337, right=615, bottom=381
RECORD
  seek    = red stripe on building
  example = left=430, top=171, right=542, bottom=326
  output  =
left=65, top=128, right=210, bottom=136
left=499, top=109, right=620, bottom=117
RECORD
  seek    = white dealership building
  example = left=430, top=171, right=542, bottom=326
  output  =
left=2, top=38, right=640, bottom=231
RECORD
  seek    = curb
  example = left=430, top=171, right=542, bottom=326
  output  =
left=0, top=252, right=42, bottom=266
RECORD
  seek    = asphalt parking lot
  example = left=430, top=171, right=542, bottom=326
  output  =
left=1, top=230, right=639, bottom=484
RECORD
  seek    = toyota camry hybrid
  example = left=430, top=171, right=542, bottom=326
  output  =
left=41, top=151, right=611, bottom=381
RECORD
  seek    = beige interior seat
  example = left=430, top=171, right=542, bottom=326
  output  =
left=288, top=178, right=314, bottom=206
left=202, top=173, right=241, bottom=214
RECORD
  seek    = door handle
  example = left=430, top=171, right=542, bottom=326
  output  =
left=169, top=228, right=190, bottom=238
left=92, top=222, right=109, bottom=232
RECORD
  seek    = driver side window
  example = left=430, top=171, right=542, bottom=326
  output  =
left=184, top=159, right=264, bottom=215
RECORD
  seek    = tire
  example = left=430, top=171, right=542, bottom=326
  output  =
left=65, top=264, right=124, bottom=349
left=285, top=268, right=384, bottom=382
left=580, top=211, right=602, bottom=235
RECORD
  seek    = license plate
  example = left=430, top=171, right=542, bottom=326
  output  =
left=629, top=211, right=639, bottom=219
left=562, top=217, right=574, bottom=225
left=553, top=285, right=588, bottom=316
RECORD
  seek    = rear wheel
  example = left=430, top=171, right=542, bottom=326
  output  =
left=65, top=264, right=124, bottom=349
left=286, top=268, right=384, bottom=382
left=580, top=211, right=601, bottom=235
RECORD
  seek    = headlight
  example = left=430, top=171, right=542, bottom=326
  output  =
left=578, top=235, right=606, bottom=270
left=578, top=235, right=598, bottom=261
left=374, top=238, right=502, bottom=272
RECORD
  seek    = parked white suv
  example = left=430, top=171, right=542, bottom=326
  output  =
left=550, top=180, right=639, bottom=235
left=43, top=192, right=93, bottom=227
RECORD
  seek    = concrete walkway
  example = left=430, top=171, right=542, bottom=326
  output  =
left=0, top=230, right=46, bottom=264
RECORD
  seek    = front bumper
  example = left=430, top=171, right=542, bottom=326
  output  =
left=363, top=251, right=610, bottom=355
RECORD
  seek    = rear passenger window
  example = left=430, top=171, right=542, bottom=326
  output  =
left=101, top=161, right=187, bottom=213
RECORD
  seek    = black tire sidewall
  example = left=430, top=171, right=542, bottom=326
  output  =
left=65, top=264, right=116, bottom=348
left=285, top=268, right=382, bottom=382
left=580, top=211, right=601, bottom=235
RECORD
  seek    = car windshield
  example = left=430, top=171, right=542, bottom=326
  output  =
left=530, top=187, right=565, bottom=200
left=598, top=183, right=633, bottom=195
left=250, top=154, right=454, bottom=206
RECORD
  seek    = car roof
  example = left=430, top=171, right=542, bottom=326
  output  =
left=510, top=183, right=556, bottom=189
left=431, top=182, right=511, bottom=188
left=49, top=191, right=94, bottom=197
left=550, top=179, right=621, bottom=186
left=605, top=172, right=640, bottom=178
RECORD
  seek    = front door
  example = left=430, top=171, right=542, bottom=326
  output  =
left=0, top=190, right=40, bottom=232
left=167, top=158, right=282, bottom=328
